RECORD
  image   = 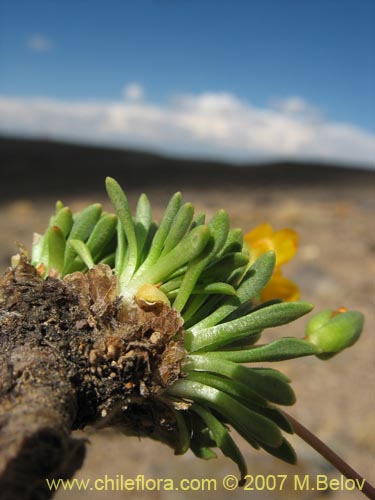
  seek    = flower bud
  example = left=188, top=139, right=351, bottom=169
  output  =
left=305, top=308, right=364, bottom=359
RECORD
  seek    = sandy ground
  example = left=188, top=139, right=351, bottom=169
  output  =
left=1, top=175, right=374, bottom=500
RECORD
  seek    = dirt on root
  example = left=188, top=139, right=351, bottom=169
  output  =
left=0, top=260, right=186, bottom=433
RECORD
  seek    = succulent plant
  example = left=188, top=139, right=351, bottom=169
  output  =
left=25, top=177, right=368, bottom=493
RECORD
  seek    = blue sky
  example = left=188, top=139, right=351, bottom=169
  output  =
left=0, top=0, right=374, bottom=164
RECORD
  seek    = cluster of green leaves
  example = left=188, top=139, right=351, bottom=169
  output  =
left=166, top=308, right=317, bottom=479
left=31, top=201, right=117, bottom=276
left=105, top=177, right=235, bottom=308
left=29, top=177, right=363, bottom=484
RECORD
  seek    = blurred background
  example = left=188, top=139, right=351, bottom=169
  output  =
left=0, top=1, right=374, bottom=499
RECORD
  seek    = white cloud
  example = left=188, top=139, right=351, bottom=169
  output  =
left=273, top=96, right=312, bottom=114
left=0, top=92, right=374, bottom=166
left=27, top=34, right=53, bottom=53
left=123, top=82, right=144, bottom=101
left=271, top=96, right=322, bottom=122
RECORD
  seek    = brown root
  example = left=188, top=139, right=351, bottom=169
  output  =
left=0, top=259, right=186, bottom=499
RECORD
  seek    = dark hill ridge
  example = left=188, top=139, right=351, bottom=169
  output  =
left=0, top=135, right=373, bottom=199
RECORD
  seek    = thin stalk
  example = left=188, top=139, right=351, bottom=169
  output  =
left=282, top=411, right=375, bottom=499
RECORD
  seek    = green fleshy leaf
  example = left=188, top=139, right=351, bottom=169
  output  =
left=186, top=301, right=313, bottom=352
left=221, top=301, right=255, bottom=323
left=190, top=212, right=206, bottom=229
left=252, top=367, right=291, bottom=383
left=171, top=409, right=191, bottom=455
left=255, top=407, right=293, bottom=435
left=135, top=193, right=152, bottom=262
left=31, top=233, right=44, bottom=266
left=185, top=372, right=294, bottom=434
left=135, top=193, right=152, bottom=227
left=222, top=332, right=262, bottom=349
left=217, top=228, right=244, bottom=256
left=191, top=282, right=236, bottom=296
left=39, top=233, right=50, bottom=273
left=183, top=277, right=253, bottom=328
left=186, top=295, right=241, bottom=331
left=132, top=225, right=211, bottom=289
left=115, top=219, right=126, bottom=276
left=182, top=296, right=224, bottom=329
left=236, top=251, right=276, bottom=302
left=160, top=277, right=183, bottom=294
left=179, top=294, right=215, bottom=324
left=227, top=266, right=248, bottom=288
left=173, top=210, right=229, bottom=312
left=260, top=438, right=297, bottom=465
left=167, top=379, right=283, bottom=448
left=164, top=264, right=188, bottom=281
left=62, top=203, right=102, bottom=274
left=204, top=378, right=294, bottom=434
left=68, top=239, right=95, bottom=269
left=67, top=203, right=102, bottom=241
left=86, top=213, right=117, bottom=261
left=201, top=252, right=249, bottom=282
left=55, top=200, right=64, bottom=212
left=191, top=403, right=248, bottom=480
left=189, top=412, right=218, bottom=459
left=51, top=206, right=73, bottom=238
left=190, top=442, right=217, bottom=460
left=46, top=226, right=66, bottom=274
left=187, top=252, right=276, bottom=333
left=100, top=252, right=115, bottom=266
left=187, top=371, right=268, bottom=407
left=223, top=301, right=283, bottom=327
left=181, top=294, right=222, bottom=328
left=138, top=221, right=158, bottom=266
left=189, top=413, right=217, bottom=448
left=207, top=210, right=230, bottom=255
left=105, top=177, right=137, bottom=286
left=135, top=192, right=182, bottom=273
left=161, top=202, right=194, bottom=256
left=207, top=338, right=318, bottom=363
left=185, top=355, right=296, bottom=405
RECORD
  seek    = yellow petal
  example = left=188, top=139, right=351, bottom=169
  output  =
left=244, top=224, right=298, bottom=266
left=244, top=223, right=275, bottom=262
left=272, top=228, right=298, bottom=266
left=261, top=271, right=300, bottom=302
left=244, top=223, right=273, bottom=245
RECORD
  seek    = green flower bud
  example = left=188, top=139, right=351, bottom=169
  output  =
left=305, top=308, right=364, bottom=360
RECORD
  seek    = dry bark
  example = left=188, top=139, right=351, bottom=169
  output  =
left=0, top=260, right=185, bottom=500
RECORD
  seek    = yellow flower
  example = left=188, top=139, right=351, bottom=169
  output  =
left=261, top=269, right=300, bottom=302
left=244, top=223, right=300, bottom=302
